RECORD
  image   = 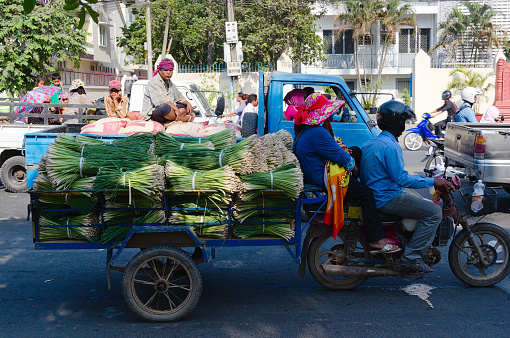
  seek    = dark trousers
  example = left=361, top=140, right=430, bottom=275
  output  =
left=346, top=146, right=385, bottom=243
left=434, top=119, right=447, bottom=136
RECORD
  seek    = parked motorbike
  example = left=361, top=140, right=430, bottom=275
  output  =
left=306, top=171, right=510, bottom=290
left=404, top=113, right=440, bottom=151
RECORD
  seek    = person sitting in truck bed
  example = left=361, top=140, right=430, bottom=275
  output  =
left=283, top=87, right=314, bottom=121
left=104, top=80, right=140, bottom=120
left=141, top=59, right=195, bottom=123
left=293, top=93, right=401, bottom=254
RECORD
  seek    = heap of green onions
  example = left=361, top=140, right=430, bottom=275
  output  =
left=276, top=129, right=294, bottom=151
left=39, top=214, right=101, bottom=242
left=233, top=197, right=295, bottom=223
left=172, top=128, right=236, bottom=150
left=154, top=132, right=215, bottom=155
left=239, top=163, right=304, bottom=200
left=234, top=218, right=295, bottom=240
left=165, top=161, right=241, bottom=197
left=100, top=210, right=166, bottom=244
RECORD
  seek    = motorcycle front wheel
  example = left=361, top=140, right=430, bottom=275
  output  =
left=449, top=223, right=510, bottom=287
left=404, top=132, right=423, bottom=151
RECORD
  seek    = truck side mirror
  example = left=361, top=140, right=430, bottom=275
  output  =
left=215, top=96, right=225, bottom=116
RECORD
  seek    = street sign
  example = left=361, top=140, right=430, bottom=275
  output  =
left=223, top=42, right=243, bottom=63
left=227, top=62, right=242, bottom=76
left=225, top=21, right=238, bottom=43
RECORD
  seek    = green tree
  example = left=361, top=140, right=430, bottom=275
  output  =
left=23, top=0, right=99, bottom=28
left=118, top=0, right=325, bottom=66
left=447, top=67, right=494, bottom=113
left=0, top=0, right=88, bottom=97
left=433, top=2, right=500, bottom=62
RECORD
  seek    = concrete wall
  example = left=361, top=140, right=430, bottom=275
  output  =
left=412, top=50, right=500, bottom=123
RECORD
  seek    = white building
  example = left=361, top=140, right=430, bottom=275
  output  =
left=302, top=0, right=507, bottom=106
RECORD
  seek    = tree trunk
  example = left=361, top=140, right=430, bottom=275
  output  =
left=207, top=31, right=214, bottom=66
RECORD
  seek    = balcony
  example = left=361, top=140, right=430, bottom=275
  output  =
left=322, top=53, right=416, bottom=69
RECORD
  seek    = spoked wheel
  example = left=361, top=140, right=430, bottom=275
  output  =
left=122, top=246, right=202, bottom=322
left=307, top=229, right=371, bottom=290
left=449, top=223, right=510, bottom=287
left=404, top=132, right=423, bottom=151
left=425, top=154, right=446, bottom=177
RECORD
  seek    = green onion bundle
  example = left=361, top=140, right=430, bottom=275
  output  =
left=172, top=128, right=236, bottom=150
left=74, top=134, right=108, bottom=146
left=100, top=210, right=166, bottom=244
left=234, top=218, right=295, bottom=240
left=154, top=132, right=214, bottom=156
left=94, top=164, right=165, bottom=201
left=39, top=215, right=101, bottom=242
left=165, top=161, right=241, bottom=197
left=266, top=141, right=286, bottom=171
left=239, top=163, right=304, bottom=200
left=276, top=129, right=294, bottom=151
left=233, top=197, right=295, bottom=223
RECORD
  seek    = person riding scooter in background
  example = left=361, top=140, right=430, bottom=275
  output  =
left=429, top=90, right=456, bottom=140
left=360, top=101, right=454, bottom=273
left=455, top=87, right=482, bottom=123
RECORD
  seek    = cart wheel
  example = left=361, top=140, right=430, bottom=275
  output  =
left=307, top=230, right=370, bottom=290
left=122, top=246, right=202, bottom=322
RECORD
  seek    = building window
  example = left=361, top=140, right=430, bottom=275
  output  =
left=323, top=30, right=355, bottom=54
left=345, top=80, right=355, bottom=92
left=397, top=78, right=411, bottom=94
left=99, top=25, right=107, bottom=47
left=399, top=28, right=430, bottom=53
left=323, top=30, right=333, bottom=54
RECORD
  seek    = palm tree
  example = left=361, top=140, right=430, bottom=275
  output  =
left=335, top=0, right=383, bottom=106
left=447, top=67, right=494, bottom=113
left=378, top=1, right=417, bottom=80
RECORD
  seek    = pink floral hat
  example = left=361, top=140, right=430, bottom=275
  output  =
left=294, top=93, right=344, bottom=125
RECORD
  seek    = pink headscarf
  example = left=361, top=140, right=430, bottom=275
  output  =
left=480, top=106, right=500, bottom=123
left=153, top=60, right=175, bottom=77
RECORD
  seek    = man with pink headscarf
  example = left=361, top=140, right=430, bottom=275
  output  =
left=141, top=58, right=194, bottom=123
left=480, top=106, right=500, bottom=123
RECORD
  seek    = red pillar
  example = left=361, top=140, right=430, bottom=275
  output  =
left=494, top=58, right=510, bottom=121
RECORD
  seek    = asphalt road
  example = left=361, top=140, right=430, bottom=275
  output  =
left=1, top=136, right=510, bottom=337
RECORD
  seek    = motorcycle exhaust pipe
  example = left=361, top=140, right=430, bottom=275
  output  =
left=322, top=264, right=400, bottom=277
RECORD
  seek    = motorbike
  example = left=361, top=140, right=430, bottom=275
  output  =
left=404, top=113, right=440, bottom=151
left=305, top=170, right=510, bottom=290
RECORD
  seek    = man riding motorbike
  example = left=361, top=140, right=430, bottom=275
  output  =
left=429, top=90, right=456, bottom=139
left=456, top=87, right=481, bottom=123
left=359, top=101, right=455, bottom=273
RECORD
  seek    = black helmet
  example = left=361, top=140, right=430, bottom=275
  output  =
left=377, top=101, right=415, bottom=133
left=442, top=90, right=452, bottom=101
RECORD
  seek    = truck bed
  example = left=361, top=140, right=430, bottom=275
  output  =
left=444, top=122, right=510, bottom=184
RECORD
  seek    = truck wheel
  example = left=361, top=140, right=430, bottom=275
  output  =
left=404, top=132, right=423, bottom=151
left=1, top=156, right=27, bottom=193
left=449, top=223, right=510, bottom=287
left=241, top=112, right=258, bottom=137
left=307, top=230, right=369, bottom=290
left=122, top=246, right=202, bottom=322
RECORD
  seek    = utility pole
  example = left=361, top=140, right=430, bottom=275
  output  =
left=145, top=0, right=153, bottom=79
left=226, top=0, right=238, bottom=111
left=162, top=6, right=171, bottom=58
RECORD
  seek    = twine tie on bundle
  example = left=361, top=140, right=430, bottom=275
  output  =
left=192, top=171, right=198, bottom=190
left=219, top=149, right=225, bottom=167
left=180, top=143, right=185, bottom=150
left=270, top=171, right=274, bottom=189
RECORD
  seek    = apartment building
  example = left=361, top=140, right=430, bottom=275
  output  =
left=301, top=1, right=508, bottom=105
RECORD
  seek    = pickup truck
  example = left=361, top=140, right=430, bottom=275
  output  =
left=444, top=122, right=510, bottom=193
left=24, top=71, right=379, bottom=189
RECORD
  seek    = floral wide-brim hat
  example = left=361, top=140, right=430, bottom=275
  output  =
left=294, top=92, right=344, bottom=125
left=70, top=79, right=86, bottom=92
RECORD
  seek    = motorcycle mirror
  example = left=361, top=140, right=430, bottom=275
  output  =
left=214, top=96, right=225, bottom=116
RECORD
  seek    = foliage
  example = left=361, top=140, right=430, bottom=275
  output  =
left=0, top=0, right=88, bottom=97
left=399, top=88, right=411, bottom=106
left=335, top=0, right=416, bottom=108
left=432, top=2, right=500, bottom=62
left=447, top=67, right=494, bottom=112
left=23, top=0, right=99, bottom=28
left=504, top=40, right=510, bottom=60
left=118, top=0, right=325, bottom=66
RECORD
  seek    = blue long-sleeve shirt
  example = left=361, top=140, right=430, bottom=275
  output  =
left=455, top=102, right=478, bottom=122
left=359, top=130, right=434, bottom=208
left=294, top=125, right=353, bottom=189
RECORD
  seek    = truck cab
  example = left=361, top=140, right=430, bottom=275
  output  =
left=256, top=71, right=379, bottom=147
left=128, top=80, right=221, bottom=123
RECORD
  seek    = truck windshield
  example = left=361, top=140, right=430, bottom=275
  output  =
left=190, top=85, right=214, bottom=116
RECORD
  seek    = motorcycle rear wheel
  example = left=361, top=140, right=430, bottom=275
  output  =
left=449, top=223, right=510, bottom=287
left=404, top=132, right=423, bottom=151
left=425, top=154, right=446, bottom=177
left=307, top=230, right=370, bottom=290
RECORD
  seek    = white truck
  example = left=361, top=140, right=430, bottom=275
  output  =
left=0, top=82, right=224, bottom=192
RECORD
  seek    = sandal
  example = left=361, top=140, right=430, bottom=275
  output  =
left=369, top=244, right=402, bottom=254
left=399, top=259, right=433, bottom=273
